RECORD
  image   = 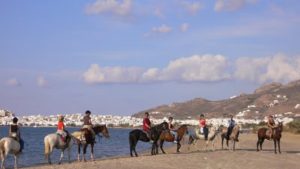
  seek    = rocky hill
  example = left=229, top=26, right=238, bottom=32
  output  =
left=132, top=80, right=300, bottom=119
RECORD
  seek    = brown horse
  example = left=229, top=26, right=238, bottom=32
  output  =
left=221, top=125, right=240, bottom=151
left=159, top=124, right=189, bottom=153
left=257, top=122, right=283, bottom=154
left=72, top=125, right=109, bottom=161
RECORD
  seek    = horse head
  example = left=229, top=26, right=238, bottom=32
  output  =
left=94, top=125, right=110, bottom=138
left=161, top=121, right=169, bottom=131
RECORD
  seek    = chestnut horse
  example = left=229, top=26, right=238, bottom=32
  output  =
left=129, top=122, right=169, bottom=157
left=72, top=125, right=109, bottom=161
left=257, top=122, right=283, bottom=154
left=159, top=124, right=189, bottom=153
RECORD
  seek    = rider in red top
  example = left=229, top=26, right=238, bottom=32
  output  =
left=143, top=112, right=152, bottom=140
left=199, top=114, right=208, bottom=140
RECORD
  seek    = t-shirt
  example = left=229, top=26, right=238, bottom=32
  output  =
left=57, top=121, right=64, bottom=130
left=199, top=119, right=206, bottom=127
left=143, top=118, right=151, bottom=132
left=228, top=119, right=236, bottom=127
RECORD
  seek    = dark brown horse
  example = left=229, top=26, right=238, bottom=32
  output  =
left=159, top=124, right=189, bottom=153
left=257, top=122, right=283, bottom=154
left=72, top=125, right=109, bottom=161
left=129, top=122, right=169, bottom=157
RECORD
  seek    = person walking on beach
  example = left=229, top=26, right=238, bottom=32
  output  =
left=226, top=114, right=238, bottom=141
left=267, top=115, right=276, bottom=139
left=143, top=112, right=151, bottom=139
left=82, top=110, right=96, bottom=140
left=9, top=117, right=24, bottom=152
left=56, top=115, right=69, bottom=144
left=199, top=114, right=208, bottom=140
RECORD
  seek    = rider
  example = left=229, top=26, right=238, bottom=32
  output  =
left=199, top=114, right=208, bottom=140
left=56, top=115, right=69, bottom=144
left=168, top=116, right=177, bottom=143
left=227, top=115, right=238, bottom=141
left=9, top=117, right=24, bottom=153
left=82, top=110, right=96, bottom=141
left=143, top=112, right=151, bottom=139
left=267, top=115, right=276, bottom=139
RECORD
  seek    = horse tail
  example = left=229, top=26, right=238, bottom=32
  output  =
left=0, top=139, right=5, bottom=160
left=44, top=137, right=51, bottom=160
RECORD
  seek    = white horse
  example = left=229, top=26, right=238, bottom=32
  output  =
left=44, top=133, right=74, bottom=164
left=189, top=126, right=220, bottom=151
left=0, top=137, right=21, bottom=169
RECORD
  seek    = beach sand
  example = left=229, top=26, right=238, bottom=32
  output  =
left=25, top=132, right=300, bottom=169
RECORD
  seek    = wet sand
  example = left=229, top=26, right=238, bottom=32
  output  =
left=25, top=132, right=300, bottom=169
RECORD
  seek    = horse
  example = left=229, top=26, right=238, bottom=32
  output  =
left=221, top=125, right=240, bottom=151
left=0, top=137, right=21, bottom=169
left=159, top=124, right=189, bottom=153
left=257, top=122, right=283, bottom=154
left=188, top=125, right=220, bottom=151
left=44, top=132, right=74, bottom=164
left=129, top=121, right=169, bottom=157
left=72, top=125, right=109, bottom=162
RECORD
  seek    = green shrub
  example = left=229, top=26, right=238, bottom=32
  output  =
left=286, top=119, right=300, bottom=134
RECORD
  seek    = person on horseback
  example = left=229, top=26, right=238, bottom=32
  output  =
left=82, top=110, right=96, bottom=141
left=267, top=115, right=276, bottom=139
left=168, top=116, right=177, bottom=143
left=226, top=114, right=238, bottom=141
left=8, top=117, right=24, bottom=152
left=56, top=115, right=69, bottom=144
left=143, top=112, right=151, bottom=139
left=199, top=114, right=208, bottom=140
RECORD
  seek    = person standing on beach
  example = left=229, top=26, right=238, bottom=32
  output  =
left=82, top=110, right=96, bottom=140
left=143, top=112, right=151, bottom=139
left=199, top=114, right=208, bottom=140
left=56, top=115, right=69, bottom=144
left=9, top=117, right=24, bottom=153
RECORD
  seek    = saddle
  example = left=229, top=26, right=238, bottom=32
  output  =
left=79, top=128, right=96, bottom=143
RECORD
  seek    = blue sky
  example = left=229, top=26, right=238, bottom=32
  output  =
left=1, top=0, right=300, bottom=116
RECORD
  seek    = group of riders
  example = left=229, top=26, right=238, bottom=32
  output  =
left=5, top=110, right=278, bottom=153
left=142, top=112, right=278, bottom=142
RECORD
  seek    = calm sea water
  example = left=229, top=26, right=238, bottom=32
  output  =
left=0, top=127, right=169, bottom=168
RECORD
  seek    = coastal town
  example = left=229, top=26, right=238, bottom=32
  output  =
left=0, top=109, right=295, bottom=128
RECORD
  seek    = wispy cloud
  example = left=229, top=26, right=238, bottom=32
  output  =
left=6, top=78, right=22, bottom=87
left=83, top=54, right=230, bottom=84
left=85, top=0, right=132, bottom=16
left=152, top=24, right=172, bottom=33
left=214, top=0, right=259, bottom=12
left=36, top=76, right=48, bottom=88
left=181, top=0, right=202, bottom=15
left=235, top=54, right=300, bottom=83
left=180, top=23, right=189, bottom=32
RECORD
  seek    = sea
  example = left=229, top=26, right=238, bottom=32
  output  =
left=0, top=126, right=172, bottom=168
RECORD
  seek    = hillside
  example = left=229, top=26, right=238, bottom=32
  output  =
left=132, top=80, right=300, bottom=119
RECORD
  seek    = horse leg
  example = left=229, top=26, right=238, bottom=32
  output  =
left=83, top=144, right=87, bottom=162
left=256, top=138, right=261, bottom=151
left=1, top=154, right=5, bottom=169
left=155, top=142, right=159, bottom=155
left=260, top=139, right=264, bottom=151
left=77, top=144, right=81, bottom=162
left=91, top=143, right=95, bottom=161
left=221, top=136, right=224, bottom=150
left=274, top=140, right=277, bottom=154
left=14, top=154, right=18, bottom=169
left=160, top=140, right=166, bottom=154
left=58, top=150, right=64, bottom=164
left=278, top=139, right=281, bottom=154
left=177, top=141, right=181, bottom=153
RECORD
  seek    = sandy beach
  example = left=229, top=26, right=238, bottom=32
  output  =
left=23, top=132, right=300, bottom=169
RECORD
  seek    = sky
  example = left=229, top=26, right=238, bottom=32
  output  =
left=0, top=0, right=300, bottom=116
